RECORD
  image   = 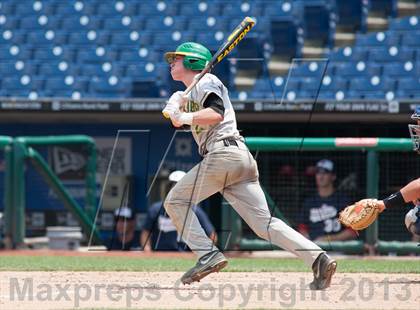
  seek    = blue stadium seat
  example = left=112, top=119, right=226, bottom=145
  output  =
left=0, top=2, right=15, bottom=15
left=178, top=1, right=222, bottom=16
left=329, top=46, right=368, bottom=62
left=20, top=16, right=45, bottom=30
left=123, top=16, right=145, bottom=31
left=77, top=48, right=118, bottom=63
left=68, top=32, right=96, bottom=46
left=60, top=48, right=77, bottom=62
left=0, top=46, right=32, bottom=61
left=289, top=60, right=331, bottom=77
left=80, top=64, right=107, bottom=77
left=14, top=3, right=36, bottom=16
left=73, top=77, right=90, bottom=93
left=355, top=31, right=400, bottom=47
left=0, top=30, right=26, bottom=45
left=90, top=77, right=130, bottom=98
left=0, top=16, right=20, bottom=29
left=382, top=62, right=416, bottom=76
left=369, top=47, right=415, bottom=62
left=38, top=62, right=67, bottom=77
left=349, top=76, right=396, bottom=92
left=332, top=62, right=381, bottom=77
left=126, top=63, right=157, bottom=79
left=319, top=76, right=348, bottom=92
left=298, top=77, right=324, bottom=92
left=55, top=2, right=81, bottom=15
left=138, top=2, right=177, bottom=16
left=61, top=17, right=90, bottom=31
left=188, top=17, right=226, bottom=31
left=32, top=1, right=56, bottom=15
left=396, top=77, right=420, bottom=98
left=32, top=48, right=62, bottom=61
left=401, top=31, right=420, bottom=47
left=152, top=31, right=195, bottom=48
left=195, top=32, right=224, bottom=50
left=0, top=62, right=17, bottom=76
left=389, top=16, right=420, bottom=31
left=131, top=80, right=161, bottom=97
left=73, top=2, right=97, bottom=15
left=103, top=17, right=130, bottom=31
left=144, top=16, right=185, bottom=31
left=45, top=78, right=73, bottom=92
left=96, top=3, right=119, bottom=16
left=110, top=31, right=140, bottom=47
left=263, top=1, right=301, bottom=18
left=116, top=2, right=140, bottom=16
left=26, top=31, right=55, bottom=47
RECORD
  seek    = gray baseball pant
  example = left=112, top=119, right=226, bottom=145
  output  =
left=164, top=141, right=324, bottom=266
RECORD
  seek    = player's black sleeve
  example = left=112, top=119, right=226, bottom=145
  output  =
left=203, top=93, right=225, bottom=117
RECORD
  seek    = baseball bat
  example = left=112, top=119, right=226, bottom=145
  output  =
left=163, top=16, right=256, bottom=118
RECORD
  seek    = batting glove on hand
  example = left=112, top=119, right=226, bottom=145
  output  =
left=168, top=91, right=187, bottom=109
left=170, top=109, right=193, bottom=126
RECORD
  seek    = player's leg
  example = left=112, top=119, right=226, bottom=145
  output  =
left=223, top=179, right=336, bottom=289
left=222, top=180, right=322, bottom=265
left=163, top=156, right=230, bottom=284
left=164, top=160, right=221, bottom=257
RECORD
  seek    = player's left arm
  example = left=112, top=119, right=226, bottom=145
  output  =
left=377, top=178, right=420, bottom=211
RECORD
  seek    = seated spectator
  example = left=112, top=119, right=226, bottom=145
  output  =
left=298, top=159, right=356, bottom=242
left=140, top=170, right=216, bottom=251
left=107, top=207, right=139, bottom=250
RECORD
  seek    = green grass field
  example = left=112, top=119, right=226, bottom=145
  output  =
left=0, top=256, right=419, bottom=273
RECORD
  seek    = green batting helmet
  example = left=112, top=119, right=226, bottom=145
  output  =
left=164, top=42, right=212, bottom=71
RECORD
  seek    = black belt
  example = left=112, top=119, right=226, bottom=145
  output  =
left=222, top=138, right=238, bottom=147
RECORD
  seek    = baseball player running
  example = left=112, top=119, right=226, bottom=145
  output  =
left=162, top=42, right=336, bottom=289
left=340, top=107, right=420, bottom=236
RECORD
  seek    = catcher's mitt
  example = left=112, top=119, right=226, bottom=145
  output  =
left=339, top=199, right=382, bottom=230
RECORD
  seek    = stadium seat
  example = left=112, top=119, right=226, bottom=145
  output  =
left=178, top=1, right=222, bottom=16
left=349, top=76, right=396, bottom=92
left=138, top=2, right=177, bottom=16
left=289, top=60, right=331, bottom=77
left=389, top=16, right=420, bottom=31
left=382, top=62, right=416, bottom=76
left=0, top=2, right=15, bottom=15
left=233, top=1, right=263, bottom=16
left=90, top=77, right=131, bottom=98
left=263, top=1, right=301, bottom=18
left=26, top=31, right=55, bottom=47
left=188, top=16, right=227, bottom=32
left=401, top=31, right=420, bottom=47
left=396, top=77, right=420, bottom=98
left=126, top=63, right=157, bottom=79
left=329, top=46, right=368, bottom=62
left=369, top=47, right=415, bottom=62
left=14, top=3, right=36, bottom=16
left=355, top=31, right=400, bottom=47
left=332, top=62, right=381, bottom=77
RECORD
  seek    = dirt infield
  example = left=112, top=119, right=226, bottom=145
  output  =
left=0, top=271, right=418, bottom=309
